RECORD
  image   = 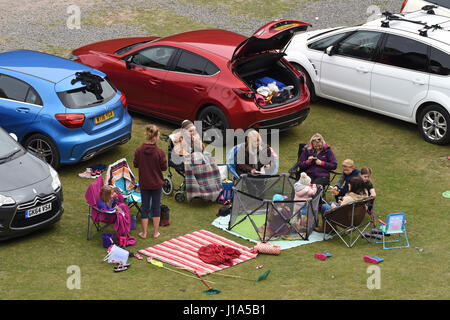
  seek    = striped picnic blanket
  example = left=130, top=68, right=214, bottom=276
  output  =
left=138, top=229, right=258, bottom=275
left=184, top=151, right=222, bottom=202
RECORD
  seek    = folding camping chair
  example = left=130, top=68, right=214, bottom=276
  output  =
left=104, top=158, right=142, bottom=217
left=85, top=175, right=117, bottom=240
left=374, top=213, right=410, bottom=249
left=226, top=143, right=279, bottom=181
left=322, top=197, right=375, bottom=248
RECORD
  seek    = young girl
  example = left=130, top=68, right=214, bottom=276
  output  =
left=294, top=172, right=317, bottom=226
left=360, top=167, right=376, bottom=197
left=98, top=185, right=119, bottom=212
left=133, top=124, right=168, bottom=239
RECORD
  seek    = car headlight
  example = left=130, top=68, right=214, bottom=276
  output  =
left=49, top=165, right=61, bottom=191
left=0, top=194, right=15, bottom=207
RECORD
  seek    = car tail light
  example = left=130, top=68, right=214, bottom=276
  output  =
left=120, top=93, right=127, bottom=109
left=400, top=0, right=408, bottom=12
left=232, top=88, right=255, bottom=100
left=55, top=113, right=85, bottom=129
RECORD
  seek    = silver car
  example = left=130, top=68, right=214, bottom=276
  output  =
left=0, top=127, right=63, bottom=240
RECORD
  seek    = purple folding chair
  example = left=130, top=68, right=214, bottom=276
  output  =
left=85, top=175, right=116, bottom=240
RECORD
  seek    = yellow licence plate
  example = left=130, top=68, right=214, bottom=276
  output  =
left=95, top=110, right=114, bottom=124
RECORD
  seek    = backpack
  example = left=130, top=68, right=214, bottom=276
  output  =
left=160, top=204, right=170, bottom=226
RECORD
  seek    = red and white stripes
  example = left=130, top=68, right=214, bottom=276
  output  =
left=138, top=230, right=258, bottom=275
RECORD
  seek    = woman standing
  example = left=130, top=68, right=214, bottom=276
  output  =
left=297, top=133, right=337, bottom=189
left=133, top=124, right=167, bottom=239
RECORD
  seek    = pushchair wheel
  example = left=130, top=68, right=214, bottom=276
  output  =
left=162, top=177, right=173, bottom=196
left=174, top=191, right=186, bottom=203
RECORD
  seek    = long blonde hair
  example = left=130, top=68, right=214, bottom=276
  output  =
left=246, top=130, right=263, bottom=154
left=100, top=185, right=113, bottom=205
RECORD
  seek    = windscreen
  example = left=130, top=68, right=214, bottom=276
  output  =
left=57, top=78, right=116, bottom=109
left=0, top=129, right=23, bottom=159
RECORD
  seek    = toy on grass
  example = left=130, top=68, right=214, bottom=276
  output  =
left=253, top=242, right=281, bottom=255
left=363, top=256, right=384, bottom=264
left=147, top=257, right=215, bottom=283
left=314, top=252, right=332, bottom=261
left=194, top=270, right=221, bottom=295
left=442, top=191, right=450, bottom=199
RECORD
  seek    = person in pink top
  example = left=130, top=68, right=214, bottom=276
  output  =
left=294, top=172, right=317, bottom=226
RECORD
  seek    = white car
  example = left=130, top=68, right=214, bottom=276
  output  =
left=285, top=10, right=450, bottom=145
left=401, top=0, right=450, bottom=17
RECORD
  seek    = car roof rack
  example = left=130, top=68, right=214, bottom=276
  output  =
left=71, top=71, right=104, bottom=100
left=380, top=11, right=445, bottom=37
left=422, top=5, right=438, bottom=15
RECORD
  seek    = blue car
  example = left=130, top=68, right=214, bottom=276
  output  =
left=0, top=50, right=133, bottom=169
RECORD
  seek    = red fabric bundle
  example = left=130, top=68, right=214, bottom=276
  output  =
left=197, top=244, right=241, bottom=266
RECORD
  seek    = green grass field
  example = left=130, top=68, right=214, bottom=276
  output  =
left=1, top=98, right=449, bottom=300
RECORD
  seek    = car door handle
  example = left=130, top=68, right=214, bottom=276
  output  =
left=194, top=86, right=205, bottom=92
left=412, top=79, right=426, bottom=85
left=16, top=107, right=30, bottom=113
left=356, top=66, right=369, bottom=73
left=149, top=78, right=161, bottom=85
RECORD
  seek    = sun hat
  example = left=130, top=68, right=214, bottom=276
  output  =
left=272, top=194, right=287, bottom=202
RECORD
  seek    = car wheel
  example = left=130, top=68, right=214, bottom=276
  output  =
left=198, top=105, right=230, bottom=146
left=23, top=133, right=60, bottom=169
left=418, top=104, right=450, bottom=145
left=291, top=63, right=318, bottom=103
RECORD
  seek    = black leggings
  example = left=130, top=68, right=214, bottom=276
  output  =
left=141, top=187, right=162, bottom=219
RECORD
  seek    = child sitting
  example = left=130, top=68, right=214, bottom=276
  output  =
left=294, top=172, right=317, bottom=226
left=98, top=185, right=120, bottom=212
left=330, top=159, right=360, bottom=201
left=320, top=176, right=368, bottom=215
left=257, top=194, right=292, bottom=239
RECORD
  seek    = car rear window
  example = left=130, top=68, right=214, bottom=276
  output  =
left=57, top=78, right=116, bottom=109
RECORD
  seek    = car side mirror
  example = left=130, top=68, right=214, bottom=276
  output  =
left=9, top=133, right=18, bottom=141
left=326, top=45, right=335, bottom=56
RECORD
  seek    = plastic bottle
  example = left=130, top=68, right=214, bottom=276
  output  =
left=130, top=216, right=136, bottom=230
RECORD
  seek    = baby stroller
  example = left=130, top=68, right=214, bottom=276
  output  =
left=161, top=133, right=229, bottom=203
left=161, top=133, right=187, bottom=203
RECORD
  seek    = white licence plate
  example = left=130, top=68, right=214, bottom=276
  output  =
left=25, top=203, right=52, bottom=218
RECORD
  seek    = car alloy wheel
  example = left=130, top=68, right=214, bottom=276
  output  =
left=23, top=134, right=60, bottom=169
left=198, top=106, right=230, bottom=145
left=419, top=105, right=449, bottom=145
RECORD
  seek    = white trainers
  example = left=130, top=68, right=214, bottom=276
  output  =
left=78, top=168, right=92, bottom=178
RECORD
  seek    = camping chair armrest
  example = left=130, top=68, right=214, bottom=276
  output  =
left=90, top=205, right=116, bottom=214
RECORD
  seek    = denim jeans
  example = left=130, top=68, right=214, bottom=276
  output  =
left=321, top=201, right=339, bottom=216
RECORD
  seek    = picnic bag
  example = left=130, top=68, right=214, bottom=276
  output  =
left=160, top=204, right=170, bottom=226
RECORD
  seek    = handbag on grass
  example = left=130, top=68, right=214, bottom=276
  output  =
left=160, top=204, right=170, bottom=226
left=103, top=244, right=129, bottom=264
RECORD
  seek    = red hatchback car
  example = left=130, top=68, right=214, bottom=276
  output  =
left=70, top=20, right=311, bottom=138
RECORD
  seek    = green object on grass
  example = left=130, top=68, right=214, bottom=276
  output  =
left=442, top=191, right=450, bottom=199
left=257, top=270, right=271, bottom=282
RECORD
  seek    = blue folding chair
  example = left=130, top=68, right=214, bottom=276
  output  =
left=225, top=143, right=279, bottom=181
left=105, top=158, right=142, bottom=217
left=374, top=213, right=410, bottom=249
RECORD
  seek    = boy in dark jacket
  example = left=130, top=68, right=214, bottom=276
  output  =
left=330, top=159, right=360, bottom=201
